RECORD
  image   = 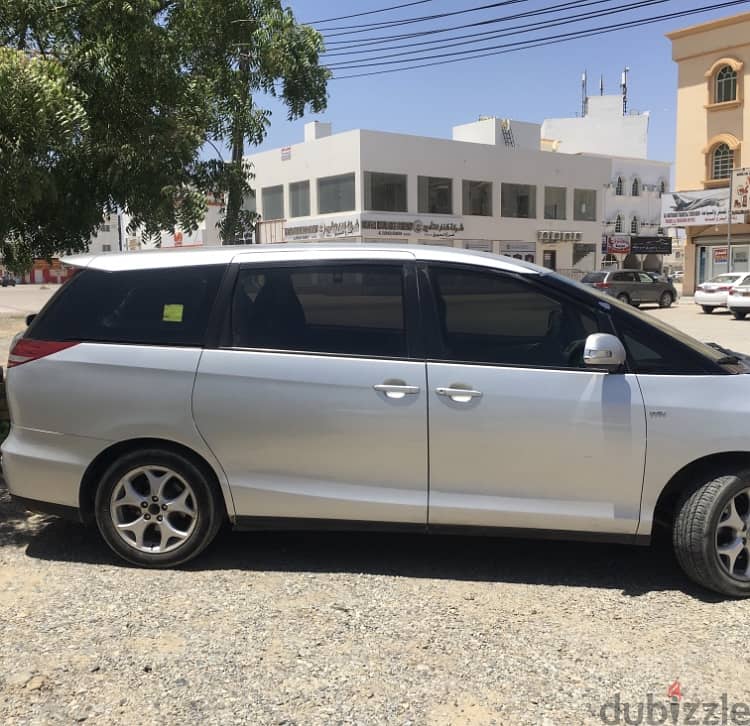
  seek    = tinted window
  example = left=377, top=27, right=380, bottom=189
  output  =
left=462, top=180, right=492, bottom=216
left=501, top=183, right=536, bottom=219
left=318, top=174, right=355, bottom=214
left=289, top=181, right=310, bottom=218
left=581, top=272, right=606, bottom=283
left=365, top=172, right=407, bottom=212
left=637, top=273, right=654, bottom=283
left=30, top=266, right=224, bottom=346
left=544, top=186, right=566, bottom=220
left=418, top=176, right=452, bottom=214
left=573, top=189, right=597, bottom=221
left=611, top=272, right=636, bottom=282
left=617, top=321, right=713, bottom=375
left=231, top=264, right=406, bottom=358
left=261, top=185, right=284, bottom=220
left=428, top=267, right=598, bottom=368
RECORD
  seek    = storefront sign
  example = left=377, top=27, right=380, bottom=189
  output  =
left=606, top=235, right=631, bottom=254
left=361, top=217, right=465, bottom=238
left=630, top=236, right=672, bottom=255
left=661, top=188, right=744, bottom=227
left=732, top=168, right=750, bottom=214
left=713, top=247, right=728, bottom=263
left=284, top=216, right=361, bottom=242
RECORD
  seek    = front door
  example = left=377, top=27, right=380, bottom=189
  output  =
left=423, top=264, right=647, bottom=535
left=193, top=260, right=428, bottom=524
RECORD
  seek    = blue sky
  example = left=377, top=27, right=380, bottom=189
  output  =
left=244, top=0, right=750, bottom=164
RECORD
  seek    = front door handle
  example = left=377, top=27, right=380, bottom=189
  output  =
left=435, top=386, right=483, bottom=403
left=373, top=383, right=421, bottom=400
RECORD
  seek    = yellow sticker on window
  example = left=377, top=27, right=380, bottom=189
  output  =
left=162, top=304, right=184, bottom=323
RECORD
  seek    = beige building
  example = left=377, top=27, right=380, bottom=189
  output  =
left=667, top=11, right=750, bottom=294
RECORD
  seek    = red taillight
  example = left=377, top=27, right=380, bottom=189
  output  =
left=718, top=285, right=734, bottom=292
left=594, top=282, right=611, bottom=289
left=7, top=339, right=78, bottom=368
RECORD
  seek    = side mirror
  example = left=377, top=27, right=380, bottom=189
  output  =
left=25, top=314, right=36, bottom=327
left=583, top=333, right=627, bottom=372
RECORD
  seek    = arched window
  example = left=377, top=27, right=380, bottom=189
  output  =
left=712, top=143, right=733, bottom=179
left=631, top=178, right=640, bottom=197
left=715, top=66, right=738, bottom=103
left=615, top=176, right=624, bottom=196
left=659, top=180, right=666, bottom=198
left=614, top=214, right=623, bottom=233
left=630, top=216, right=640, bottom=235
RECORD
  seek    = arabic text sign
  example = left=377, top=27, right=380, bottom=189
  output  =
left=732, top=168, right=750, bottom=215
left=661, top=188, right=744, bottom=227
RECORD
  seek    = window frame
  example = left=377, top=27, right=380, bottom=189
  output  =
left=218, top=259, right=423, bottom=361
left=261, top=185, right=285, bottom=221
left=317, top=173, right=356, bottom=215
left=615, top=177, right=624, bottom=196
left=364, top=171, right=408, bottom=213
left=417, top=261, right=613, bottom=372
left=543, top=186, right=567, bottom=220
left=573, top=188, right=597, bottom=222
left=462, top=179, right=493, bottom=216
left=289, top=180, right=311, bottom=218
left=715, top=65, right=738, bottom=104
left=501, top=182, right=537, bottom=219
left=631, top=178, right=640, bottom=197
left=418, top=176, right=453, bottom=215
left=711, top=143, right=734, bottom=180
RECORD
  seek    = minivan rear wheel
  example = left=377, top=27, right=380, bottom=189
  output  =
left=659, top=292, right=674, bottom=308
left=94, top=449, right=223, bottom=567
left=673, top=470, right=750, bottom=597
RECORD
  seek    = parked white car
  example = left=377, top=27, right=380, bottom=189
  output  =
left=727, top=285, right=750, bottom=319
left=695, top=273, right=750, bottom=313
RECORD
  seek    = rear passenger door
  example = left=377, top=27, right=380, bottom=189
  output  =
left=192, top=258, right=429, bottom=525
left=636, top=272, right=658, bottom=303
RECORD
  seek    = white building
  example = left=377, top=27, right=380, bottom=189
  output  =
left=247, top=119, right=612, bottom=275
left=88, top=198, right=224, bottom=253
left=542, top=91, right=673, bottom=271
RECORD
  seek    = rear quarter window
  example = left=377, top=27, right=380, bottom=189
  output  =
left=29, top=265, right=225, bottom=346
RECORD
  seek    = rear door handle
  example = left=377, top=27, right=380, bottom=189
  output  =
left=373, top=383, right=421, bottom=400
left=435, top=386, right=483, bottom=403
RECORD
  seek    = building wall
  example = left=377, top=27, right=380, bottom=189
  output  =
left=542, top=96, right=650, bottom=159
left=246, top=126, right=611, bottom=274
left=667, top=10, right=750, bottom=293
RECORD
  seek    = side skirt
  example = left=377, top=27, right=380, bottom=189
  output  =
left=233, top=516, right=650, bottom=546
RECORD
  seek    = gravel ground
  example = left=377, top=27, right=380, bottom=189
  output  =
left=2, top=482, right=750, bottom=725
left=3, top=288, right=750, bottom=725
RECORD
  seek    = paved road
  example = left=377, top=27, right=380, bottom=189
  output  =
left=0, top=284, right=57, bottom=317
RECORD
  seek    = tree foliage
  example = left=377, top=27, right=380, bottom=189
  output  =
left=0, top=0, right=329, bottom=262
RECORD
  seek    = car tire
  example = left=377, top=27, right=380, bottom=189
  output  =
left=732, top=310, right=747, bottom=320
left=702, top=306, right=715, bottom=314
left=94, top=448, right=224, bottom=568
left=659, top=292, right=674, bottom=308
left=617, top=293, right=630, bottom=304
left=673, top=470, right=750, bottom=597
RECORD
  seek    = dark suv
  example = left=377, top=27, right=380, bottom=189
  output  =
left=581, top=269, right=677, bottom=308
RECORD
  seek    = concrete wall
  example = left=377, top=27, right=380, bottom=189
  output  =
left=246, top=126, right=611, bottom=272
left=542, top=95, right=649, bottom=159
left=667, top=10, right=750, bottom=293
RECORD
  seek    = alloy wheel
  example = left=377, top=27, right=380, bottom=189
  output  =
left=716, top=488, right=750, bottom=580
left=109, top=466, right=198, bottom=554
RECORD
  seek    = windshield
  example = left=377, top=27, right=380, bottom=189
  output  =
left=548, top=271, right=740, bottom=366
left=581, top=272, right=606, bottom=283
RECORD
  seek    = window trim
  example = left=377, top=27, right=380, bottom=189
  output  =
left=317, top=172, right=356, bottom=215
left=261, top=184, right=285, bottom=221
left=289, top=179, right=311, bottom=218
left=364, top=171, right=409, bottom=213
left=418, top=175, right=454, bottom=215
left=462, top=179, right=493, bottom=217
left=219, top=259, right=421, bottom=361
left=417, top=261, right=613, bottom=372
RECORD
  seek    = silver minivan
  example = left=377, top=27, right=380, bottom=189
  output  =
left=5, top=245, right=750, bottom=596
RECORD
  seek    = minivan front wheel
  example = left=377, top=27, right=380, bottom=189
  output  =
left=673, top=471, right=750, bottom=597
left=94, top=449, right=223, bottom=567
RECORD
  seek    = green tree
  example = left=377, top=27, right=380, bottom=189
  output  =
left=0, top=0, right=328, bottom=258
left=171, top=0, right=329, bottom=243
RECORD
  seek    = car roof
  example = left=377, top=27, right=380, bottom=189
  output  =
left=63, top=243, right=544, bottom=275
